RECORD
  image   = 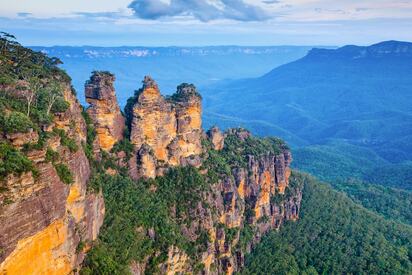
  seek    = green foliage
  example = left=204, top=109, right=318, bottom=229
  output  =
left=54, top=128, right=78, bottom=152
left=201, top=131, right=288, bottom=187
left=45, top=147, right=59, bottom=163
left=111, top=138, right=134, bottom=161
left=2, top=111, right=34, bottom=133
left=81, top=245, right=125, bottom=275
left=54, top=163, right=74, bottom=184
left=201, top=145, right=232, bottom=183
left=330, top=179, right=412, bottom=225
left=51, top=97, right=69, bottom=113
left=82, top=167, right=211, bottom=273
left=76, top=241, right=86, bottom=254
left=0, top=142, right=36, bottom=178
left=237, top=224, right=254, bottom=250
left=0, top=34, right=72, bottom=137
left=221, top=130, right=287, bottom=167
left=0, top=33, right=70, bottom=84
left=366, top=162, right=412, bottom=190
left=224, top=227, right=238, bottom=245
left=242, top=172, right=412, bottom=274
left=168, top=83, right=202, bottom=102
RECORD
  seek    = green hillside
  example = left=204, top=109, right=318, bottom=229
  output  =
left=242, top=172, right=412, bottom=274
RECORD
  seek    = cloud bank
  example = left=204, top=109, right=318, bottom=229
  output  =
left=128, top=0, right=270, bottom=22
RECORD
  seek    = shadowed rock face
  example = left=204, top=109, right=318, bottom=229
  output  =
left=128, top=128, right=300, bottom=275
left=207, top=126, right=225, bottom=151
left=85, top=71, right=125, bottom=151
left=129, top=76, right=203, bottom=178
left=204, top=130, right=300, bottom=274
left=0, top=85, right=105, bottom=274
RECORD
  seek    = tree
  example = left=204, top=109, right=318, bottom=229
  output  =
left=22, top=74, right=42, bottom=117
left=0, top=32, right=16, bottom=54
left=44, top=82, right=63, bottom=115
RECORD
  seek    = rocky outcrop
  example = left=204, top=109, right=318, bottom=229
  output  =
left=85, top=71, right=125, bottom=151
left=126, top=128, right=301, bottom=275
left=207, top=126, right=225, bottom=151
left=201, top=129, right=301, bottom=274
left=0, top=85, right=105, bottom=274
left=129, top=76, right=202, bottom=178
left=0, top=41, right=304, bottom=275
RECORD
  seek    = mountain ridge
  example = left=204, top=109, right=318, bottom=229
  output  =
left=305, top=40, right=412, bottom=60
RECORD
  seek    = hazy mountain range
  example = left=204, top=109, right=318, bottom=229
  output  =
left=31, top=45, right=320, bottom=105
left=202, top=41, right=412, bottom=189
left=35, top=41, right=412, bottom=189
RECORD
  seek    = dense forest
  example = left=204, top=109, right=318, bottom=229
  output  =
left=242, top=172, right=412, bottom=274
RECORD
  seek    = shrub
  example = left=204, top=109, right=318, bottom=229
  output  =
left=51, top=98, right=69, bottom=113
left=54, top=128, right=78, bottom=152
left=45, top=147, right=59, bottom=163
left=54, top=163, right=74, bottom=184
left=3, top=111, right=34, bottom=133
left=0, top=142, right=35, bottom=177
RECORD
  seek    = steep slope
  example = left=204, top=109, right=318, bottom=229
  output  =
left=85, top=71, right=125, bottom=151
left=242, top=172, right=412, bottom=274
left=203, top=41, right=412, bottom=163
left=329, top=179, right=412, bottom=226
left=0, top=37, right=104, bottom=273
left=1, top=37, right=302, bottom=274
left=81, top=74, right=302, bottom=274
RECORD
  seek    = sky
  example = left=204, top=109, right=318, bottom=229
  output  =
left=1, top=0, right=412, bottom=46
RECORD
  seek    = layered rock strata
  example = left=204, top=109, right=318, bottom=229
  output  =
left=0, top=85, right=105, bottom=274
left=85, top=71, right=125, bottom=151
left=129, top=76, right=202, bottom=178
left=195, top=129, right=300, bottom=274
left=128, top=129, right=301, bottom=275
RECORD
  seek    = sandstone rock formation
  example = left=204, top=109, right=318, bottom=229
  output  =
left=0, top=84, right=105, bottom=274
left=127, top=128, right=301, bottom=275
left=201, top=129, right=300, bottom=274
left=207, top=126, right=225, bottom=151
left=129, top=76, right=202, bottom=178
left=0, top=64, right=301, bottom=275
left=85, top=71, right=125, bottom=151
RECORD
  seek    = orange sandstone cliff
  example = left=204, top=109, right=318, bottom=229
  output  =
left=128, top=76, right=202, bottom=178
left=0, top=67, right=300, bottom=275
left=85, top=71, right=125, bottom=151
left=0, top=85, right=105, bottom=274
left=86, top=75, right=302, bottom=275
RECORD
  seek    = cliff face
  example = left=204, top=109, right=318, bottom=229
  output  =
left=85, top=71, right=125, bottom=151
left=172, top=128, right=301, bottom=274
left=1, top=40, right=302, bottom=275
left=129, top=76, right=202, bottom=178
left=81, top=75, right=301, bottom=274
left=0, top=85, right=105, bottom=274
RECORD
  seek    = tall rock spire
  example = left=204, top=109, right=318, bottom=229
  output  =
left=129, top=76, right=202, bottom=178
left=85, top=71, right=125, bottom=151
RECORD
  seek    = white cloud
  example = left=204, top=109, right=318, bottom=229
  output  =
left=1, top=0, right=411, bottom=46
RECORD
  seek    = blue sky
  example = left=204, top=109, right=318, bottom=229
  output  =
left=1, top=0, right=412, bottom=46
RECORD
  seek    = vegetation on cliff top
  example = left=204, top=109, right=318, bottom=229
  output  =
left=0, top=34, right=76, bottom=181
left=0, top=32, right=70, bottom=85
left=220, top=129, right=289, bottom=168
